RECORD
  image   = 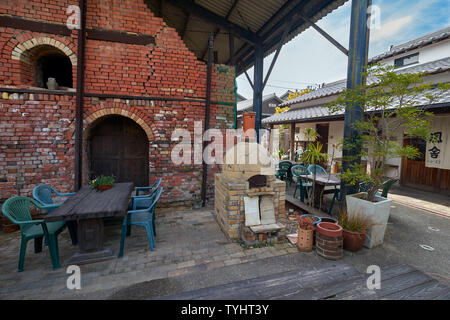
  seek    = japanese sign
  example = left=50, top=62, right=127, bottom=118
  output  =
left=425, top=116, right=450, bottom=170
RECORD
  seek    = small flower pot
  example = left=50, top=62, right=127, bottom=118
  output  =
left=316, top=222, right=343, bottom=238
left=300, top=214, right=322, bottom=226
left=297, top=227, right=314, bottom=252
left=97, top=184, right=113, bottom=191
left=343, top=229, right=366, bottom=252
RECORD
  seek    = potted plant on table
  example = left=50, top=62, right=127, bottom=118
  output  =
left=338, top=210, right=374, bottom=252
left=89, top=175, right=115, bottom=191
left=327, top=64, right=449, bottom=248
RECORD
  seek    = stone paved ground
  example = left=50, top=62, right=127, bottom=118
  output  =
left=0, top=206, right=296, bottom=299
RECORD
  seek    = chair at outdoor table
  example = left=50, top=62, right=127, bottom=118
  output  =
left=1, top=196, right=65, bottom=272
left=291, top=164, right=312, bottom=203
left=118, top=187, right=163, bottom=258
left=33, top=184, right=77, bottom=245
left=307, top=164, right=327, bottom=175
left=135, top=177, right=162, bottom=197
left=275, top=161, right=292, bottom=182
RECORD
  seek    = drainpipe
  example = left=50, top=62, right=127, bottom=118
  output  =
left=74, top=0, right=87, bottom=191
left=201, top=34, right=213, bottom=207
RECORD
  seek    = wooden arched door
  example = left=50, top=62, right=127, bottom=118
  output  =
left=89, top=115, right=149, bottom=187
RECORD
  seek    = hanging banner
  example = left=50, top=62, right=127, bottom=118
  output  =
left=425, top=115, right=450, bottom=170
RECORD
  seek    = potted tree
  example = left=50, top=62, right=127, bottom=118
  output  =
left=338, top=210, right=374, bottom=252
left=300, top=139, right=328, bottom=209
left=327, top=65, right=449, bottom=247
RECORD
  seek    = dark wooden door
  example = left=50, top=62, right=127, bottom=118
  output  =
left=400, top=137, right=450, bottom=193
left=316, top=123, right=329, bottom=153
left=90, top=116, right=149, bottom=187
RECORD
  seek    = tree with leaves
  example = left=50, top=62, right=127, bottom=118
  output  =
left=327, top=64, right=449, bottom=202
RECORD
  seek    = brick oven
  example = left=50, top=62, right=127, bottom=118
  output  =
left=214, top=142, right=286, bottom=244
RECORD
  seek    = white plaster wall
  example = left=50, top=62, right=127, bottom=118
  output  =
left=328, top=121, right=344, bottom=160
left=379, top=39, right=450, bottom=69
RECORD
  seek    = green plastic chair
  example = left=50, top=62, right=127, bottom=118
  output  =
left=118, top=187, right=163, bottom=258
left=307, top=164, right=327, bottom=175
left=276, top=161, right=292, bottom=181
left=291, top=165, right=312, bottom=202
left=359, top=178, right=398, bottom=198
left=128, top=179, right=162, bottom=237
left=381, top=178, right=398, bottom=197
left=135, top=178, right=162, bottom=196
left=1, top=196, right=65, bottom=272
left=33, top=184, right=77, bottom=245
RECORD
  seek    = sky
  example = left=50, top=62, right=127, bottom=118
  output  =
left=236, top=0, right=450, bottom=99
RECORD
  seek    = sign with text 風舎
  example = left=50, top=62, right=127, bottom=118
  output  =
left=425, top=115, right=450, bottom=170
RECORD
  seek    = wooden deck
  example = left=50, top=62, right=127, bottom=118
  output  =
left=158, top=261, right=450, bottom=300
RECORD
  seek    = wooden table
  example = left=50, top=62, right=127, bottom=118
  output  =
left=45, top=182, right=134, bottom=265
left=301, top=173, right=341, bottom=208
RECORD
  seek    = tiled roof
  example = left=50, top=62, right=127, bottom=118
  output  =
left=370, top=26, right=450, bottom=63
left=237, top=93, right=282, bottom=112
left=279, top=57, right=450, bottom=108
left=263, top=79, right=450, bottom=124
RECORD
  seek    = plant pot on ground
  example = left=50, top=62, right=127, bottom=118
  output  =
left=338, top=210, right=375, bottom=252
left=297, top=215, right=315, bottom=252
left=346, top=192, right=390, bottom=248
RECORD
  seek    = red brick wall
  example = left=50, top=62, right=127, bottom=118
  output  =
left=0, top=0, right=236, bottom=229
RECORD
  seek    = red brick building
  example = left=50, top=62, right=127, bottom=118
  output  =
left=0, top=0, right=236, bottom=230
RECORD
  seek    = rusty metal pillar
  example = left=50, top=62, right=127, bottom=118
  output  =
left=74, top=0, right=87, bottom=191
left=201, top=34, right=214, bottom=207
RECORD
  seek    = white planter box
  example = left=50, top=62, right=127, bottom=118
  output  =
left=346, top=192, right=392, bottom=248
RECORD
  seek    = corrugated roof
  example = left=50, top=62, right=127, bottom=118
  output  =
left=144, top=0, right=348, bottom=73
left=262, top=86, right=450, bottom=124
left=370, top=26, right=450, bottom=63
left=263, top=57, right=450, bottom=124
left=237, top=92, right=282, bottom=111
left=279, top=57, right=450, bottom=107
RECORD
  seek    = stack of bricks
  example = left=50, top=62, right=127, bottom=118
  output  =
left=0, top=0, right=236, bottom=231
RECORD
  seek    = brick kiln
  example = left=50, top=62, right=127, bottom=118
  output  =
left=214, top=142, right=286, bottom=244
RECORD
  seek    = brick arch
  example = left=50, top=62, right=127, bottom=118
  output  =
left=84, top=108, right=154, bottom=141
left=11, top=37, right=77, bottom=66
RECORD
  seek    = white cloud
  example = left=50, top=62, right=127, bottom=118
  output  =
left=370, top=15, right=413, bottom=42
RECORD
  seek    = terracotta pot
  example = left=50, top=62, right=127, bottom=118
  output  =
left=297, top=227, right=314, bottom=252
left=97, top=184, right=112, bottom=191
left=343, top=229, right=366, bottom=252
left=316, top=222, right=343, bottom=238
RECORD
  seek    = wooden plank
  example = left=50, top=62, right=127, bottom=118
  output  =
left=158, top=261, right=359, bottom=300
left=87, top=28, right=155, bottom=45
left=157, top=263, right=450, bottom=300
left=0, top=15, right=71, bottom=36
left=286, top=193, right=324, bottom=216
left=333, top=265, right=440, bottom=300
left=381, top=280, right=450, bottom=300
